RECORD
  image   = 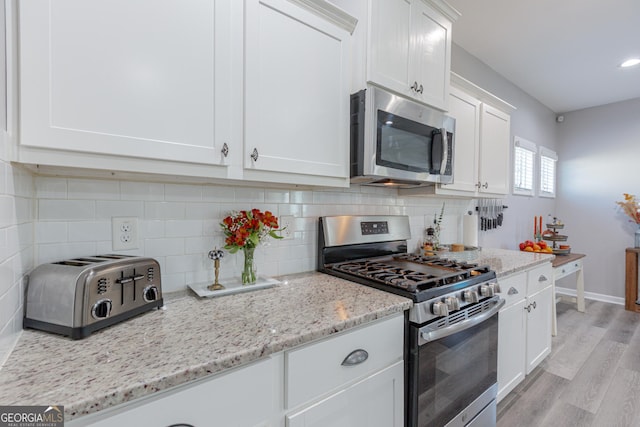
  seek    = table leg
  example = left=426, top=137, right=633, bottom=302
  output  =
left=576, top=266, right=585, bottom=312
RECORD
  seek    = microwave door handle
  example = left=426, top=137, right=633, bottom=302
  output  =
left=439, top=128, right=448, bottom=176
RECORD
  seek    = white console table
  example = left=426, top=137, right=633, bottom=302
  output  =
left=551, top=253, right=585, bottom=336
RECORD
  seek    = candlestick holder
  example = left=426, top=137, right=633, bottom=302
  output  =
left=207, top=248, right=225, bottom=291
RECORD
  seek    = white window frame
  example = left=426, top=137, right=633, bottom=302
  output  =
left=512, top=136, right=536, bottom=196
left=539, top=146, right=557, bottom=198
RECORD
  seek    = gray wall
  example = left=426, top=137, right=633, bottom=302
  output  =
left=556, top=97, right=640, bottom=300
left=451, top=44, right=559, bottom=250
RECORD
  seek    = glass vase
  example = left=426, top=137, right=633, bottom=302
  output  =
left=241, top=246, right=257, bottom=285
left=636, top=225, right=640, bottom=248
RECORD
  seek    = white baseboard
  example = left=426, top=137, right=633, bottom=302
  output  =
left=555, top=286, right=625, bottom=306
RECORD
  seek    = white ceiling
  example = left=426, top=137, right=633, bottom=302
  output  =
left=446, top=0, right=640, bottom=113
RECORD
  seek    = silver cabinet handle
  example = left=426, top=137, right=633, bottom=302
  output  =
left=221, top=142, right=229, bottom=158
left=476, top=182, right=481, bottom=188
left=532, top=301, right=537, bottom=309
left=525, top=304, right=531, bottom=313
left=539, top=275, right=548, bottom=282
left=250, top=148, right=259, bottom=162
left=508, top=287, right=519, bottom=295
left=482, top=182, right=489, bottom=189
left=410, top=81, right=419, bottom=92
left=341, top=349, right=369, bottom=366
left=418, top=84, right=424, bottom=94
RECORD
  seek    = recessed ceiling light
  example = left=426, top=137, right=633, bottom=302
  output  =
left=620, top=58, right=640, bottom=68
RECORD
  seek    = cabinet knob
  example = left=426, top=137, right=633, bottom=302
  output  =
left=410, top=81, right=419, bottom=92
left=532, top=301, right=537, bottom=309
left=418, top=84, right=424, bottom=94
left=341, top=349, right=369, bottom=366
left=508, top=286, right=519, bottom=295
left=525, top=304, right=531, bottom=313
left=538, top=275, right=548, bottom=282
left=250, top=148, right=259, bottom=162
left=482, top=182, right=489, bottom=189
left=221, top=142, right=229, bottom=158
left=475, top=182, right=481, bottom=188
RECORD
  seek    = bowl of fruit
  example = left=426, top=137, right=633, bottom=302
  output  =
left=518, top=240, right=553, bottom=253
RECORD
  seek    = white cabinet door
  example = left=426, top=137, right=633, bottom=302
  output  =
left=439, top=86, right=480, bottom=193
left=409, top=1, right=452, bottom=110
left=244, top=0, right=350, bottom=183
left=368, top=0, right=452, bottom=110
left=286, top=361, right=404, bottom=427
left=368, top=0, right=413, bottom=98
left=19, top=0, right=235, bottom=169
left=497, top=299, right=526, bottom=402
left=525, top=285, right=553, bottom=374
left=478, top=104, right=511, bottom=195
left=74, top=355, right=283, bottom=427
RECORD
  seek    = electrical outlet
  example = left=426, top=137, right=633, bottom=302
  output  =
left=112, top=217, right=139, bottom=250
left=280, top=216, right=295, bottom=240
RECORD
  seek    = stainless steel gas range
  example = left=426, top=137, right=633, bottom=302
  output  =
left=318, top=215, right=504, bottom=427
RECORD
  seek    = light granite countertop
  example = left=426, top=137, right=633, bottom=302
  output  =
left=473, top=247, right=555, bottom=277
left=0, top=248, right=552, bottom=421
left=0, top=272, right=411, bottom=420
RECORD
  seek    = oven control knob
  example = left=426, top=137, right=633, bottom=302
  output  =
left=432, top=301, right=449, bottom=317
left=463, top=289, right=479, bottom=303
left=480, top=284, right=494, bottom=297
left=445, top=296, right=461, bottom=311
left=488, top=282, right=501, bottom=294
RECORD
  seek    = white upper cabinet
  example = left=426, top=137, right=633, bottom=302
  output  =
left=243, top=0, right=354, bottom=187
left=18, top=0, right=241, bottom=178
left=335, top=0, right=459, bottom=111
left=402, top=73, right=515, bottom=198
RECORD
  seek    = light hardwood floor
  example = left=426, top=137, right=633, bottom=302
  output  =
left=497, top=299, right=640, bottom=426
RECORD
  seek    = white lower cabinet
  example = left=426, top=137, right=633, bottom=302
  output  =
left=69, top=354, right=284, bottom=427
left=286, top=361, right=404, bottom=427
left=497, top=262, right=553, bottom=402
left=68, top=314, right=404, bottom=427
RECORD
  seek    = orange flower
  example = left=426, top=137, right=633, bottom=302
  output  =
left=220, top=209, right=284, bottom=253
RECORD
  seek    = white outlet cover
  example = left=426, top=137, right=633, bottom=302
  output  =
left=112, top=217, right=139, bottom=250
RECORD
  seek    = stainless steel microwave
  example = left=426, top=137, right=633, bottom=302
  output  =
left=350, top=86, right=455, bottom=187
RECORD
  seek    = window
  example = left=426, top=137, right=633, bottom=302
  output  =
left=539, top=147, right=557, bottom=198
left=513, top=136, right=536, bottom=196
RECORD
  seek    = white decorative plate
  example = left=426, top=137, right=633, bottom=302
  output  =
left=187, top=276, right=280, bottom=298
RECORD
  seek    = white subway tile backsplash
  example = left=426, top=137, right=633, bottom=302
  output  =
left=290, top=190, right=313, bottom=204
left=165, top=220, right=202, bottom=238
left=95, top=200, right=144, bottom=219
left=120, top=181, right=164, bottom=201
left=37, top=242, right=97, bottom=264
left=165, top=254, right=203, bottom=274
left=265, top=189, right=290, bottom=204
left=68, top=221, right=111, bottom=242
left=185, top=203, right=219, bottom=220
left=0, top=258, right=13, bottom=297
left=68, top=179, right=119, bottom=200
left=185, top=237, right=214, bottom=254
left=202, top=186, right=235, bottom=202
left=39, top=199, right=96, bottom=221
left=145, top=202, right=186, bottom=220
left=143, top=238, right=184, bottom=257
left=235, top=187, right=265, bottom=203
left=35, top=177, right=67, bottom=199
left=36, top=222, right=68, bottom=244
left=141, top=221, right=165, bottom=239
left=0, top=196, right=14, bottom=228
left=165, top=184, right=203, bottom=202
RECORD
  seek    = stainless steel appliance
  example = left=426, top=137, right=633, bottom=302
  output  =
left=318, top=215, right=504, bottom=427
left=350, top=86, right=456, bottom=188
left=24, top=254, right=163, bottom=339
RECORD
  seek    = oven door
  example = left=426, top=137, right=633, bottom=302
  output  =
left=407, top=297, right=504, bottom=427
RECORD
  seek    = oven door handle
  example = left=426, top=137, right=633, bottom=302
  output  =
left=419, top=298, right=505, bottom=344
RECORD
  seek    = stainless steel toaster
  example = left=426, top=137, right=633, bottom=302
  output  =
left=24, top=254, right=163, bottom=339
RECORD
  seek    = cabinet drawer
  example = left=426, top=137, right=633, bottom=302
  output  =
left=554, top=259, right=582, bottom=280
left=527, top=262, right=553, bottom=295
left=286, top=314, right=404, bottom=409
left=498, top=272, right=526, bottom=309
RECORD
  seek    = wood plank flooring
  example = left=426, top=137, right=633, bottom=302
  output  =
left=498, top=299, right=640, bottom=427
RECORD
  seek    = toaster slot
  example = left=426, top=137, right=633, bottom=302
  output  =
left=54, top=260, right=92, bottom=267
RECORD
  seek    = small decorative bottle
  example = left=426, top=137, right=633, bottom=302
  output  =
left=423, top=227, right=437, bottom=254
